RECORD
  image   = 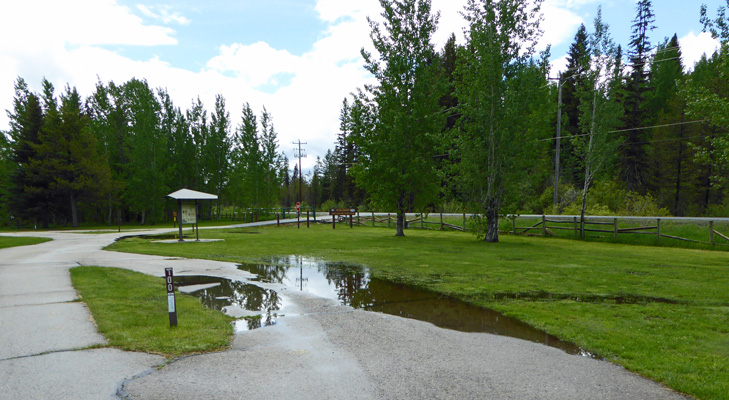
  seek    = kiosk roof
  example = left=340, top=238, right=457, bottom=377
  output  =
left=167, top=188, right=218, bottom=200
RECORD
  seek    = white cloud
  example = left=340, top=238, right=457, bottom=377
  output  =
left=679, top=31, right=721, bottom=71
left=206, top=42, right=299, bottom=87
left=0, top=0, right=176, bottom=48
left=550, top=55, right=570, bottom=75
left=540, top=2, right=584, bottom=51
left=137, top=4, right=191, bottom=26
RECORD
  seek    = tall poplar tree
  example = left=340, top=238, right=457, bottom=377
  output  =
left=206, top=94, right=231, bottom=217
left=455, top=0, right=549, bottom=242
left=683, top=2, right=729, bottom=202
left=353, top=0, right=444, bottom=236
left=122, top=78, right=167, bottom=224
left=574, top=9, right=623, bottom=236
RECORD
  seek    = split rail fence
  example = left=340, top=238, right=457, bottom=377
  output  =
left=330, top=212, right=729, bottom=247
left=505, top=215, right=729, bottom=246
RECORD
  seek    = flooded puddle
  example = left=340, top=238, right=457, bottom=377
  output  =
left=173, top=275, right=283, bottom=332
left=238, top=256, right=597, bottom=358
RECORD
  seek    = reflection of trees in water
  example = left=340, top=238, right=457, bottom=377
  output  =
left=242, top=263, right=290, bottom=284
left=175, top=276, right=281, bottom=327
left=316, top=261, right=369, bottom=306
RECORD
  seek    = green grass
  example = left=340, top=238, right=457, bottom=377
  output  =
left=70, top=266, right=234, bottom=358
left=0, top=236, right=51, bottom=249
left=107, top=224, right=729, bottom=399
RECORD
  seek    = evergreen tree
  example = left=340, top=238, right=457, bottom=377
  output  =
left=559, top=23, right=592, bottom=187
left=31, top=85, right=111, bottom=227
left=260, top=107, right=282, bottom=207
left=620, top=0, right=656, bottom=193
left=6, top=78, right=49, bottom=226
left=646, top=35, right=694, bottom=215
left=230, top=102, right=262, bottom=208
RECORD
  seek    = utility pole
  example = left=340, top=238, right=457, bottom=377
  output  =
left=548, top=72, right=583, bottom=211
left=293, top=140, right=307, bottom=213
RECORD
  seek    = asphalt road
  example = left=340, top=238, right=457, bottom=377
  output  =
left=0, top=225, right=689, bottom=399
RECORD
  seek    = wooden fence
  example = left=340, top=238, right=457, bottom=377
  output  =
left=352, top=212, right=470, bottom=232
left=512, top=215, right=729, bottom=246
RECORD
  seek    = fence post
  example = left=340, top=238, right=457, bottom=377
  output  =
left=710, top=220, right=715, bottom=246
left=463, top=213, right=466, bottom=231
left=512, top=216, right=516, bottom=235
left=372, top=212, right=375, bottom=227
left=440, top=212, right=444, bottom=230
left=277, top=214, right=280, bottom=227
left=357, top=212, right=360, bottom=226
left=573, top=216, right=578, bottom=236
left=388, top=213, right=390, bottom=228
left=421, top=214, right=424, bottom=229
left=657, top=218, right=661, bottom=245
left=307, top=211, right=310, bottom=228
left=542, top=215, right=547, bottom=236
left=613, top=218, right=618, bottom=239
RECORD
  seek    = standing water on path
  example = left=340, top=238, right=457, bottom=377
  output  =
left=239, top=256, right=598, bottom=358
left=173, top=275, right=283, bottom=332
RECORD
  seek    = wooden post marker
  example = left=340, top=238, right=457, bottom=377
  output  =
left=165, top=268, right=177, bottom=327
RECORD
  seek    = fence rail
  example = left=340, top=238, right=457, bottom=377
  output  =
left=509, top=215, right=729, bottom=246
left=318, top=212, right=729, bottom=248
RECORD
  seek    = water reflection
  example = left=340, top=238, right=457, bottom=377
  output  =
left=238, top=256, right=597, bottom=358
left=173, top=275, right=281, bottom=331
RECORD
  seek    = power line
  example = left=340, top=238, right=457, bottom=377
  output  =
left=538, top=119, right=709, bottom=142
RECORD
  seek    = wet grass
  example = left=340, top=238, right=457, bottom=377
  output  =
left=107, top=224, right=729, bottom=399
left=0, top=236, right=51, bottom=249
left=70, top=266, right=234, bottom=358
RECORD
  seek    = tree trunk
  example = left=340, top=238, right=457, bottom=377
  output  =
left=484, top=197, right=499, bottom=242
left=70, top=192, right=79, bottom=228
left=673, top=111, right=685, bottom=216
left=580, top=176, right=589, bottom=239
left=395, top=191, right=406, bottom=237
left=107, top=194, right=113, bottom=226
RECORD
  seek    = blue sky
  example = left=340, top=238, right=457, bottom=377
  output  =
left=0, top=0, right=724, bottom=172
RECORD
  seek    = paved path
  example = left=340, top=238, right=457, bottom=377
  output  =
left=0, top=226, right=689, bottom=399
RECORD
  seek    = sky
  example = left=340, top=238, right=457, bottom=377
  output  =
left=0, top=0, right=724, bottom=174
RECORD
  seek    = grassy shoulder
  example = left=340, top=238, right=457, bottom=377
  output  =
left=70, top=266, right=234, bottom=358
left=106, top=224, right=729, bottom=400
left=0, top=236, right=51, bottom=249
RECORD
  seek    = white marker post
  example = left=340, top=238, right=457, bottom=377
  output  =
left=165, top=268, right=177, bottom=327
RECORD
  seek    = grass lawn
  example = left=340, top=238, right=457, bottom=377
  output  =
left=107, top=224, right=729, bottom=399
left=0, top=236, right=51, bottom=249
left=70, top=266, right=234, bottom=358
